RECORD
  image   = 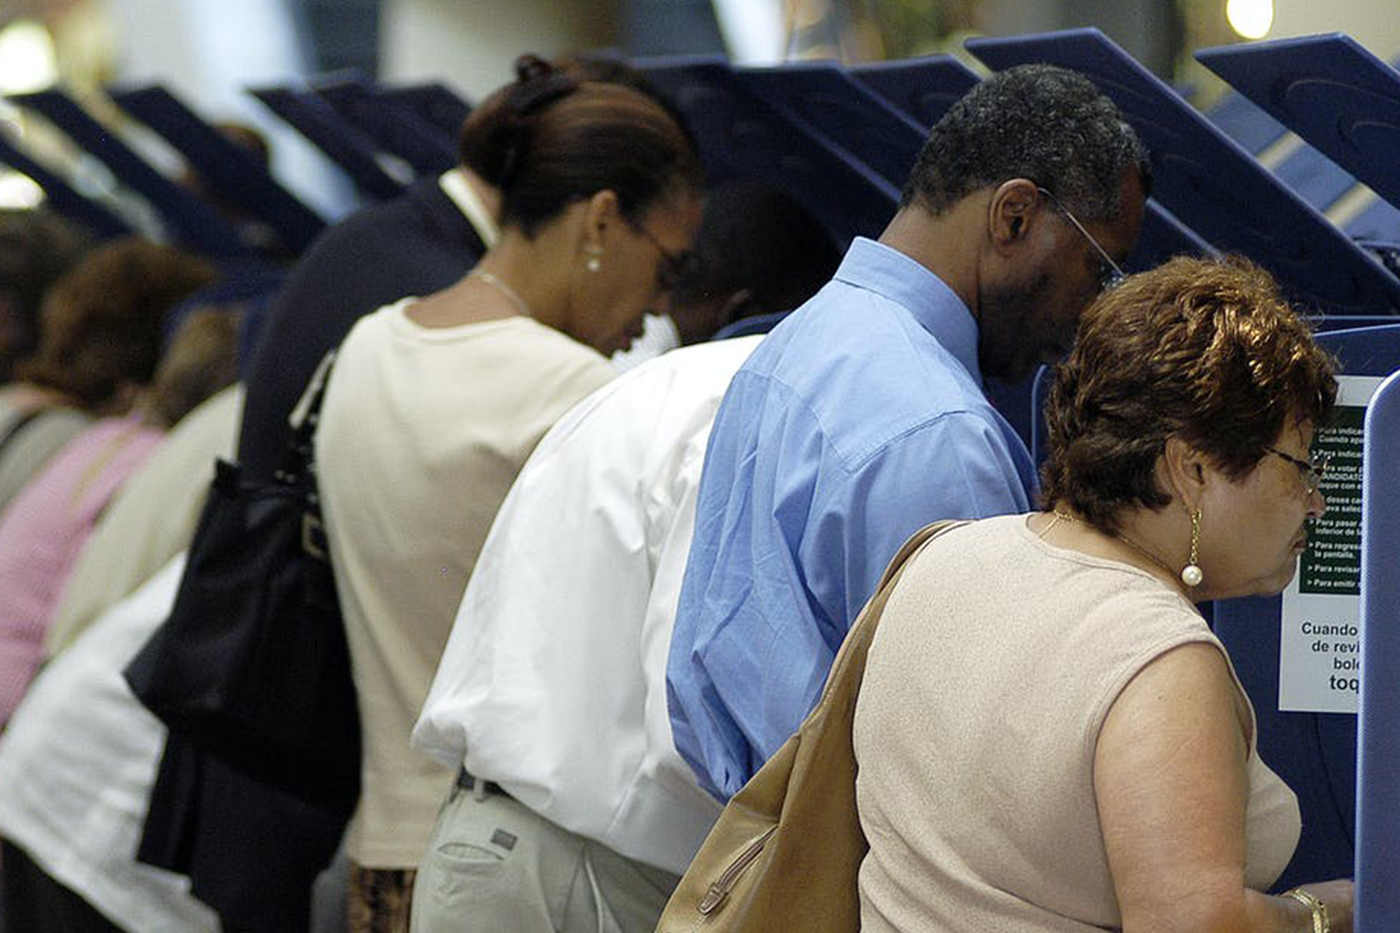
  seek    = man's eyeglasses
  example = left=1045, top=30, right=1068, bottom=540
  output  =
left=629, top=222, right=690, bottom=292
left=1266, top=446, right=1330, bottom=497
left=1036, top=187, right=1126, bottom=293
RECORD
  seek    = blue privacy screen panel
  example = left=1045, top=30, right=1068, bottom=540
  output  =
left=1198, top=75, right=1355, bottom=214
left=1348, top=199, right=1400, bottom=244
left=1204, top=89, right=1289, bottom=155
left=1197, top=34, right=1400, bottom=217
left=9, top=88, right=252, bottom=258
left=312, top=73, right=458, bottom=176
left=1130, top=201, right=1215, bottom=270
left=378, top=82, right=471, bottom=140
left=1272, top=145, right=1357, bottom=213
left=639, top=56, right=896, bottom=248
left=110, top=84, right=325, bottom=256
left=1357, top=368, right=1400, bottom=932
left=732, top=60, right=930, bottom=189
left=0, top=134, right=130, bottom=239
left=967, top=29, right=1400, bottom=316
left=250, top=83, right=410, bottom=202
left=849, top=55, right=980, bottom=129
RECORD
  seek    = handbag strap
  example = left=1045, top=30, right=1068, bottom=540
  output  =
left=277, top=349, right=338, bottom=487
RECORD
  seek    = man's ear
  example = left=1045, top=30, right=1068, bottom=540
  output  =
left=987, top=178, right=1041, bottom=255
left=1162, top=435, right=1211, bottom=509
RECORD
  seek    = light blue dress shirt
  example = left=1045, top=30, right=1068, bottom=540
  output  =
left=667, top=237, right=1038, bottom=800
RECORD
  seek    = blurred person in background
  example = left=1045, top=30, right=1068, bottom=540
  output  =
left=0, top=207, right=95, bottom=383
left=664, top=180, right=840, bottom=345
left=0, top=305, right=240, bottom=728
left=0, top=237, right=216, bottom=514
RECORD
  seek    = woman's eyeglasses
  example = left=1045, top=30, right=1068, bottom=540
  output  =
left=1266, top=446, right=1330, bottom=496
left=629, top=222, right=690, bottom=292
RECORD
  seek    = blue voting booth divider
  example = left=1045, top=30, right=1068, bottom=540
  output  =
left=731, top=60, right=928, bottom=196
left=9, top=88, right=254, bottom=259
left=311, top=72, right=458, bottom=176
left=1197, top=34, right=1400, bottom=246
left=848, top=54, right=979, bottom=129
left=1204, top=88, right=1290, bottom=156
left=109, top=84, right=327, bottom=256
left=966, top=29, right=1400, bottom=317
left=639, top=56, right=897, bottom=248
left=1357, top=369, right=1400, bottom=932
left=250, top=83, right=411, bottom=201
left=0, top=132, right=131, bottom=240
left=378, top=82, right=471, bottom=141
left=1197, top=35, right=1400, bottom=219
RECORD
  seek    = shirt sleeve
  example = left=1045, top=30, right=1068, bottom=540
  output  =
left=670, top=407, right=1033, bottom=800
left=805, top=410, right=1035, bottom=628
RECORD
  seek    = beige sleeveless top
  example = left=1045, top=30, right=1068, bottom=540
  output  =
left=853, top=514, right=1300, bottom=932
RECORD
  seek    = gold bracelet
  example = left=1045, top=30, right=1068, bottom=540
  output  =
left=1283, top=888, right=1329, bottom=933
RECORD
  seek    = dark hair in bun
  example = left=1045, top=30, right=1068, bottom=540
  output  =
left=458, top=53, right=701, bottom=236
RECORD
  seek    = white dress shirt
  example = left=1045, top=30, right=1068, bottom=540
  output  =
left=0, top=555, right=220, bottom=933
left=412, top=335, right=761, bottom=875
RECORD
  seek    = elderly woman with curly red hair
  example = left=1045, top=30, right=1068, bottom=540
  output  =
left=853, top=256, right=1353, bottom=933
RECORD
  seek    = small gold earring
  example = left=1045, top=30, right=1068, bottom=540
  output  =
left=1180, top=508, right=1203, bottom=587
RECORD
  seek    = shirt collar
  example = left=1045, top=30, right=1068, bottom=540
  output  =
left=833, top=237, right=981, bottom=384
left=439, top=168, right=501, bottom=248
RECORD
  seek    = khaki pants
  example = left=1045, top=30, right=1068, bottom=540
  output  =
left=410, top=784, right=679, bottom=933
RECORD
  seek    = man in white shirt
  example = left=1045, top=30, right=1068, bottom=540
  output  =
left=410, top=334, right=758, bottom=931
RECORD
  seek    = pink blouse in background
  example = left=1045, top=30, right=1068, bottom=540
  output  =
left=0, top=414, right=164, bottom=725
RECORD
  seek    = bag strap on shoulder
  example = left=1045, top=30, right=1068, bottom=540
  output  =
left=288, top=349, right=337, bottom=435
left=277, top=349, right=338, bottom=487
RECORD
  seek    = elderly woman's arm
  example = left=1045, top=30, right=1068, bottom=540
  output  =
left=1095, top=642, right=1353, bottom=933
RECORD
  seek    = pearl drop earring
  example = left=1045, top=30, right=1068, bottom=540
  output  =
left=1180, top=508, right=1203, bottom=587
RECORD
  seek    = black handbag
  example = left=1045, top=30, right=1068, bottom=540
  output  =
left=124, top=351, right=359, bottom=806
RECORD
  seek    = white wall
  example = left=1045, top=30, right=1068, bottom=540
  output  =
left=102, top=0, right=352, bottom=217
left=379, top=0, right=617, bottom=101
left=1271, top=0, right=1400, bottom=60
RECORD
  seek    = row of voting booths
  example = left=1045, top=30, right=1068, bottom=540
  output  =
left=3, top=25, right=1398, bottom=931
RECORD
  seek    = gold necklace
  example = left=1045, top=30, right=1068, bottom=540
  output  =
left=1052, top=509, right=1179, bottom=581
left=469, top=270, right=534, bottom=317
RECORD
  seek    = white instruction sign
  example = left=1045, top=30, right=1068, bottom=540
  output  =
left=1278, top=374, right=1383, bottom=714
